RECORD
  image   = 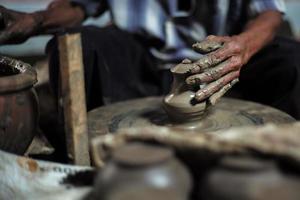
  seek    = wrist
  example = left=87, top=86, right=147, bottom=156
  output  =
left=230, top=34, right=255, bottom=63
left=236, top=31, right=263, bottom=59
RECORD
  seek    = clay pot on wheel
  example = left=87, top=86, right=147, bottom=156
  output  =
left=0, top=56, right=38, bottom=154
left=163, top=61, right=207, bottom=123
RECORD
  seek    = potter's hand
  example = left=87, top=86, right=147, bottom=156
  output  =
left=0, top=6, right=43, bottom=44
left=182, top=11, right=282, bottom=105
left=185, top=35, right=250, bottom=104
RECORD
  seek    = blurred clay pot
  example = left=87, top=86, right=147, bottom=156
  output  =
left=89, top=142, right=192, bottom=200
left=201, top=156, right=300, bottom=200
left=0, top=56, right=38, bottom=154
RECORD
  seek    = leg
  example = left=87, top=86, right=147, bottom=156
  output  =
left=45, top=26, right=161, bottom=160
left=233, top=36, right=300, bottom=119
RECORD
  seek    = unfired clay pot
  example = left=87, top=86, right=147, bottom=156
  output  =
left=0, top=56, right=38, bottom=154
left=89, top=143, right=192, bottom=200
left=201, top=156, right=300, bottom=200
left=163, top=62, right=207, bottom=122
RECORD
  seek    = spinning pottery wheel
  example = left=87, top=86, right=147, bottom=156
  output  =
left=88, top=97, right=295, bottom=137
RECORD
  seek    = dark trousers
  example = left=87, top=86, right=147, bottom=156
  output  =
left=47, top=25, right=300, bottom=120
left=47, top=26, right=166, bottom=111
left=236, top=36, right=300, bottom=119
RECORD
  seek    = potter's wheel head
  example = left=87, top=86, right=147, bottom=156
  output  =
left=88, top=97, right=295, bottom=137
left=163, top=91, right=207, bottom=123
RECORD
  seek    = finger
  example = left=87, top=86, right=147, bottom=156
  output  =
left=194, top=70, right=240, bottom=102
left=192, top=35, right=230, bottom=54
left=191, top=39, right=243, bottom=74
left=192, top=40, right=222, bottom=54
left=187, top=54, right=219, bottom=74
left=186, top=56, right=241, bottom=85
left=171, top=59, right=195, bottom=74
left=206, top=35, right=231, bottom=43
left=208, top=78, right=239, bottom=105
left=189, top=46, right=233, bottom=74
left=188, top=51, right=224, bottom=74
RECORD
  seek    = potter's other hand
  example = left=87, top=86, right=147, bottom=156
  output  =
left=186, top=35, right=250, bottom=104
left=0, top=6, right=42, bottom=44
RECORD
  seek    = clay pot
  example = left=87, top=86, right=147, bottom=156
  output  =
left=163, top=62, right=207, bottom=123
left=0, top=56, right=38, bottom=154
left=201, top=156, right=300, bottom=200
left=89, top=142, right=192, bottom=200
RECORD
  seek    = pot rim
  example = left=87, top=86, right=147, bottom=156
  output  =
left=0, top=56, right=37, bottom=93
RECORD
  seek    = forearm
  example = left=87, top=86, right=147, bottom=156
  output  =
left=237, top=10, right=283, bottom=58
left=31, top=0, right=85, bottom=35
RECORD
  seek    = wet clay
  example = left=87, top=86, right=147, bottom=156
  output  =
left=163, top=61, right=207, bottom=123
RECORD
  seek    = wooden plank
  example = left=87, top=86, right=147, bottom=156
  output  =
left=58, top=33, right=90, bottom=166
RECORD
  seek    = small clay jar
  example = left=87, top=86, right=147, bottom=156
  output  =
left=201, top=156, right=300, bottom=200
left=163, top=62, right=207, bottom=123
left=0, top=56, right=38, bottom=154
left=90, top=142, right=192, bottom=200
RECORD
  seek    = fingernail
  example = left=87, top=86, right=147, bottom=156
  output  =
left=231, top=78, right=239, bottom=85
left=195, top=91, right=206, bottom=101
left=182, top=58, right=192, bottom=64
left=189, top=64, right=201, bottom=74
left=186, top=78, right=195, bottom=85
left=186, top=77, right=200, bottom=85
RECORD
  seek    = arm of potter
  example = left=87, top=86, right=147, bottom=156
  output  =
left=185, top=10, right=282, bottom=104
left=0, top=0, right=104, bottom=44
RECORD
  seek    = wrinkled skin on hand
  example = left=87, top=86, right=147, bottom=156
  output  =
left=181, top=35, right=251, bottom=105
left=0, top=6, right=42, bottom=44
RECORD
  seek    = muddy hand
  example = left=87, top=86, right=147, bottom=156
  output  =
left=185, top=35, right=250, bottom=103
left=0, top=6, right=43, bottom=44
